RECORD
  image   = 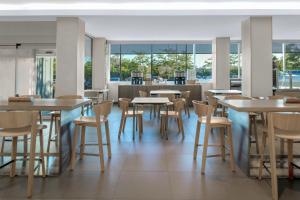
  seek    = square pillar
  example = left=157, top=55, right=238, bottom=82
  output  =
left=92, top=38, right=107, bottom=89
left=212, top=37, right=230, bottom=89
left=241, top=17, right=273, bottom=97
left=55, top=17, right=85, bottom=97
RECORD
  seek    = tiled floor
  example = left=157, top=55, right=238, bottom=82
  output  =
left=0, top=106, right=299, bottom=200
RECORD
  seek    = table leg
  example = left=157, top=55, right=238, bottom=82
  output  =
left=133, top=104, right=136, bottom=141
left=165, top=103, right=169, bottom=140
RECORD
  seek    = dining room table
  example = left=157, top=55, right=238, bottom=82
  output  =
left=131, top=97, right=170, bottom=140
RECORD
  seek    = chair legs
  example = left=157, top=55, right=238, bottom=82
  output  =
left=220, top=127, right=226, bottom=161
left=227, top=125, right=235, bottom=172
left=287, top=139, right=294, bottom=180
left=70, top=125, right=79, bottom=171
left=193, top=121, right=201, bottom=160
left=80, top=126, right=86, bottom=160
left=201, top=124, right=210, bottom=174
left=27, top=131, right=37, bottom=198
left=201, top=124, right=235, bottom=174
left=1, top=136, right=5, bottom=155
left=96, top=125, right=105, bottom=172
left=39, top=130, right=46, bottom=177
left=10, top=137, right=18, bottom=177
left=105, top=121, right=112, bottom=158
left=267, top=116, right=279, bottom=200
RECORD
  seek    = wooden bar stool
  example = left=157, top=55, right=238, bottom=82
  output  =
left=181, top=91, right=191, bottom=118
left=160, top=98, right=185, bottom=138
left=258, top=112, right=300, bottom=200
left=207, top=96, right=223, bottom=116
left=118, top=98, right=143, bottom=139
left=1, top=95, right=43, bottom=158
left=47, top=95, right=83, bottom=154
left=70, top=101, right=113, bottom=172
left=0, top=111, right=46, bottom=198
left=192, top=100, right=235, bottom=174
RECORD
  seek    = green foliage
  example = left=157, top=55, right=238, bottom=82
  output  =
left=111, top=53, right=195, bottom=81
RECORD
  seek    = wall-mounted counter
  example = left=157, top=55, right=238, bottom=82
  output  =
left=118, top=84, right=202, bottom=105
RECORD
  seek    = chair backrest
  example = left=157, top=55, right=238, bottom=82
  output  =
left=181, top=91, right=190, bottom=99
left=204, top=91, right=213, bottom=100
left=139, top=90, right=148, bottom=97
left=192, top=100, right=214, bottom=122
left=207, top=96, right=218, bottom=107
left=224, top=95, right=251, bottom=100
left=93, top=101, right=113, bottom=119
left=56, top=95, right=83, bottom=99
left=173, top=98, right=185, bottom=113
left=270, top=112, right=300, bottom=135
left=20, top=95, right=41, bottom=99
left=119, top=98, right=131, bottom=113
left=159, top=93, right=175, bottom=101
left=0, top=111, right=38, bottom=131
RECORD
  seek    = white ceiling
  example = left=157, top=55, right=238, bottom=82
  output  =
left=83, top=15, right=300, bottom=41
left=0, top=1, right=300, bottom=41
left=1, top=1, right=300, bottom=16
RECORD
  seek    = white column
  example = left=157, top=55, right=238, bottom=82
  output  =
left=92, top=38, right=107, bottom=89
left=212, top=37, right=230, bottom=89
left=55, top=17, right=85, bottom=97
left=241, top=17, right=273, bottom=97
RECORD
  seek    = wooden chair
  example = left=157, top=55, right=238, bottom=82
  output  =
left=0, top=111, right=46, bottom=198
left=139, top=90, right=154, bottom=119
left=70, top=101, right=113, bottom=172
left=1, top=95, right=43, bottom=158
left=118, top=98, right=143, bottom=139
left=47, top=95, right=83, bottom=154
left=181, top=91, right=191, bottom=118
left=204, top=91, right=212, bottom=104
left=258, top=112, right=300, bottom=200
left=207, top=96, right=223, bottom=116
left=160, top=98, right=185, bottom=138
left=192, top=100, right=235, bottom=174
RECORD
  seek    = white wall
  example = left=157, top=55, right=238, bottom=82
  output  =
left=0, top=21, right=56, bottom=44
left=0, top=21, right=56, bottom=98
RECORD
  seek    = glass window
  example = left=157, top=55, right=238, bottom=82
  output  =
left=194, top=44, right=212, bottom=81
left=272, top=41, right=300, bottom=89
left=36, top=52, right=56, bottom=98
left=109, top=43, right=212, bottom=82
left=120, top=44, right=151, bottom=81
left=84, top=36, right=93, bottom=89
left=230, top=42, right=242, bottom=79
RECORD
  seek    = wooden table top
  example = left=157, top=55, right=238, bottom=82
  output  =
left=0, top=98, right=91, bottom=111
left=150, top=90, right=181, bottom=95
left=132, top=97, right=170, bottom=104
left=208, top=89, right=242, bottom=95
left=218, top=99, right=300, bottom=112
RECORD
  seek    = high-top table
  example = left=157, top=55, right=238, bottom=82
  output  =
left=0, top=98, right=91, bottom=175
left=131, top=97, right=170, bottom=140
left=218, top=98, right=300, bottom=178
